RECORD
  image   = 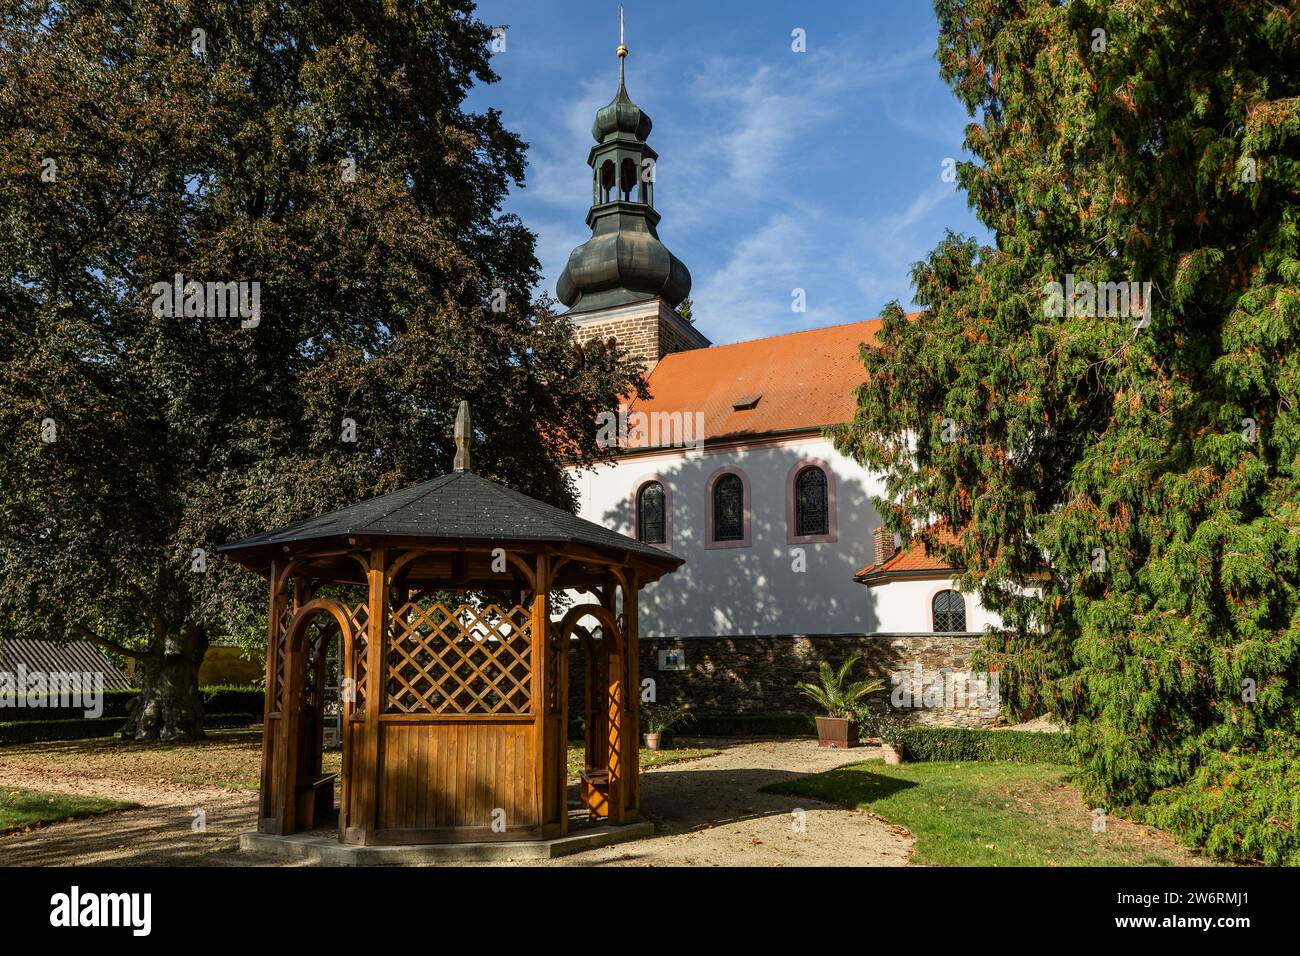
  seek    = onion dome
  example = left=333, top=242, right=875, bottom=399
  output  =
left=593, top=80, right=652, bottom=143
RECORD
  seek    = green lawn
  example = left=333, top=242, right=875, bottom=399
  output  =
left=0, top=787, right=138, bottom=834
left=764, top=761, right=1202, bottom=867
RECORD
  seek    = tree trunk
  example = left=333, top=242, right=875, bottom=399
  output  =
left=120, top=625, right=208, bottom=741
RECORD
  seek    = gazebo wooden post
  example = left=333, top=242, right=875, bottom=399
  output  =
left=603, top=578, right=625, bottom=825
left=257, top=560, right=279, bottom=829
left=554, top=555, right=571, bottom=836
left=531, top=549, right=550, bottom=835
left=625, top=569, right=640, bottom=818
left=359, top=546, right=387, bottom=843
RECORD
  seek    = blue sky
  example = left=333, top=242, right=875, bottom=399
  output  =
left=468, top=0, right=992, bottom=345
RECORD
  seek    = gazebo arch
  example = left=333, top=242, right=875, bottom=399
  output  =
left=265, top=596, right=356, bottom=836
left=220, top=413, right=682, bottom=853
left=555, top=601, right=629, bottom=823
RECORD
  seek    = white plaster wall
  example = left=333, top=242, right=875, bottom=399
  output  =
left=566, top=434, right=992, bottom=638
left=568, top=436, right=1007, bottom=637
left=866, top=576, right=1003, bottom=633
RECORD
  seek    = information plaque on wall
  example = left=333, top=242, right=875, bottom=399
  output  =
left=658, top=648, right=686, bottom=671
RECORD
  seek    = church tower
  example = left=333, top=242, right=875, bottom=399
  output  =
left=556, top=22, right=709, bottom=369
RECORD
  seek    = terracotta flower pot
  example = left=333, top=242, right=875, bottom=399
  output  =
left=643, top=732, right=662, bottom=751
left=881, top=743, right=903, bottom=765
left=814, top=716, right=859, bottom=749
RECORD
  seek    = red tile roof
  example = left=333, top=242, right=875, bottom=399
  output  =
left=855, top=527, right=961, bottom=584
left=626, top=318, right=886, bottom=446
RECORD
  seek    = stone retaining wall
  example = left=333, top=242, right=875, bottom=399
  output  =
left=568, top=633, right=1002, bottom=729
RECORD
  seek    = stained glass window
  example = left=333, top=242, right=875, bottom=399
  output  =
left=932, top=590, right=966, bottom=632
left=712, top=474, right=744, bottom=541
left=795, top=466, right=829, bottom=537
left=637, top=481, right=665, bottom=544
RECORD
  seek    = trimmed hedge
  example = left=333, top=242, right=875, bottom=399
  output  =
left=568, top=712, right=817, bottom=741
left=0, top=689, right=137, bottom=721
left=0, top=712, right=260, bottom=745
left=0, top=685, right=264, bottom=723
left=0, top=716, right=122, bottom=743
left=686, top=713, right=816, bottom=737
left=893, top=727, right=1073, bottom=764
left=198, top=686, right=263, bottom=716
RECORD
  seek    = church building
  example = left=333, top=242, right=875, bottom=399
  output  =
left=557, top=44, right=1000, bottom=726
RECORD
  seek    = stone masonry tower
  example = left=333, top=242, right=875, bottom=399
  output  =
left=556, top=26, right=709, bottom=369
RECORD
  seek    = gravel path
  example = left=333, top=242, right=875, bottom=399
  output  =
left=528, top=738, right=912, bottom=867
left=0, top=761, right=264, bottom=867
left=1, top=737, right=908, bottom=866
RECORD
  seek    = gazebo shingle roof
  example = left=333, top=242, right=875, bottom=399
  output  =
left=219, top=470, right=681, bottom=569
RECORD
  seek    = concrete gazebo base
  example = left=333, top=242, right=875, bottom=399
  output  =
left=239, top=820, right=654, bottom=865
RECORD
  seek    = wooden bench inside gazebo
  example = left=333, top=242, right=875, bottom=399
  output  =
left=221, top=406, right=682, bottom=859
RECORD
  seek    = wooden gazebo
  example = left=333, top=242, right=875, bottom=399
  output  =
left=220, top=425, right=681, bottom=848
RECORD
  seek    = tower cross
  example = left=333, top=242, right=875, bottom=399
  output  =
left=617, top=5, right=628, bottom=82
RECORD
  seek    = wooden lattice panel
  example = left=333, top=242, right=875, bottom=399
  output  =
left=272, top=598, right=296, bottom=710
left=343, top=601, right=369, bottom=712
left=546, top=622, right=562, bottom=715
left=385, top=602, right=533, bottom=715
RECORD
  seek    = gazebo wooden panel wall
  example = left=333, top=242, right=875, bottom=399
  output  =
left=222, top=469, right=680, bottom=849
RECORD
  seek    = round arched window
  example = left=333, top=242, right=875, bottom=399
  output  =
left=712, top=474, right=744, bottom=542
left=794, top=466, right=829, bottom=537
left=932, top=590, right=967, bottom=632
left=636, top=481, right=666, bottom=545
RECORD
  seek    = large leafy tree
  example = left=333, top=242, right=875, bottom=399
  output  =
left=834, top=0, right=1299, bottom=816
left=0, top=1, right=641, bottom=738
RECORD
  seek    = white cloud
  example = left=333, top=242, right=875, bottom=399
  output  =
left=502, top=32, right=976, bottom=340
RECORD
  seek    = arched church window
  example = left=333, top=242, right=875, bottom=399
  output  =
left=713, top=474, right=744, bottom=542
left=932, top=590, right=966, bottom=632
left=637, top=481, right=666, bottom=545
left=794, top=466, right=828, bottom=537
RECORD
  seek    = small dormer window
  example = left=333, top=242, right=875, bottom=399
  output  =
left=732, top=393, right=761, bottom=411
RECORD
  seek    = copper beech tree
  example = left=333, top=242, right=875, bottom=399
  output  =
left=0, top=1, right=643, bottom=739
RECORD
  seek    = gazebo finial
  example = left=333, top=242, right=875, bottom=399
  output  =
left=454, top=400, right=472, bottom=471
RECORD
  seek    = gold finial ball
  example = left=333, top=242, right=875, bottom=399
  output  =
left=617, top=44, right=628, bottom=57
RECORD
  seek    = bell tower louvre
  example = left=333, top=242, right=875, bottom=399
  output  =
left=556, top=18, right=709, bottom=370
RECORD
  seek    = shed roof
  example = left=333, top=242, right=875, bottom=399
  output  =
left=0, top=639, right=134, bottom=691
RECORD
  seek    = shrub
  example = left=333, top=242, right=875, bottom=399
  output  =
left=1144, top=736, right=1300, bottom=866
left=0, top=712, right=259, bottom=744
left=640, top=702, right=693, bottom=735
left=199, top=686, right=263, bottom=716
left=0, top=716, right=122, bottom=743
left=0, top=685, right=264, bottom=724
left=0, top=689, right=137, bottom=721
left=685, top=713, right=816, bottom=737
left=891, top=727, right=1073, bottom=764
left=569, top=712, right=817, bottom=740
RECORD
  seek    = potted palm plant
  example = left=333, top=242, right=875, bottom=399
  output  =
left=796, top=656, right=884, bottom=748
left=641, top=702, right=692, bottom=751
